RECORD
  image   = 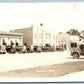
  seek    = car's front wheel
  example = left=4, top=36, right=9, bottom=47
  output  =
left=73, top=52, right=79, bottom=59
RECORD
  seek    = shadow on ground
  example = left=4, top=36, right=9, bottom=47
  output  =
left=67, top=57, right=84, bottom=59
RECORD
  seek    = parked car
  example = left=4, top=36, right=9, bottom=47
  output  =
left=70, top=42, right=84, bottom=59
left=0, top=45, right=6, bottom=54
left=42, top=46, right=51, bottom=52
left=56, top=46, right=60, bottom=51
left=15, top=46, right=23, bottom=53
left=0, top=50, right=6, bottom=54
left=37, top=46, right=42, bottom=53
left=34, top=46, right=42, bottom=53
left=26, top=46, right=30, bottom=53
left=6, top=46, right=16, bottom=53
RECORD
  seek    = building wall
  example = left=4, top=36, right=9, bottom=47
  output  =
left=33, top=26, right=43, bottom=46
left=13, top=25, right=56, bottom=47
left=33, top=25, right=56, bottom=47
left=56, top=33, right=82, bottom=50
left=56, top=33, right=70, bottom=50
left=14, top=27, right=33, bottom=46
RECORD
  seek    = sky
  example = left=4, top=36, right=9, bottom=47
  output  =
left=0, top=2, right=84, bottom=34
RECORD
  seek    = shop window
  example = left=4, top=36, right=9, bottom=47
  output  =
left=71, top=43, right=77, bottom=48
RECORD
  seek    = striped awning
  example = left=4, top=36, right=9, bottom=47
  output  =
left=11, top=40, right=15, bottom=43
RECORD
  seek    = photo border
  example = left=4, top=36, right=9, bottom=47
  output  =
left=0, top=0, right=84, bottom=83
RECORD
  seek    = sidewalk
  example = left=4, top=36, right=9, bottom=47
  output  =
left=62, top=70, right=84, bottom=78
left=56, top=70, right=84, bottom=81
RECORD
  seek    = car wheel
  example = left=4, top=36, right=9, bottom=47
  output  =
left=73, top=53, right=79, bottom=59
left=40, top=51, right=41, bottom=53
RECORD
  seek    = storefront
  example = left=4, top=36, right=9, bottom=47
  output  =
left=0, top=31, right=23, bottom=47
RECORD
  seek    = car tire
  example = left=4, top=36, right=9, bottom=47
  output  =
left=73, top=52, right=79, bottom=59
left=38, top=51, right=41, bottom=53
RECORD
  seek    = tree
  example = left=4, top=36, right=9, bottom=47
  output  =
left=67, top=29, right=80, bottom=36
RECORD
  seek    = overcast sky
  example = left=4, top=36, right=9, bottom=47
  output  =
left=0, top=2, right=84, bottom=34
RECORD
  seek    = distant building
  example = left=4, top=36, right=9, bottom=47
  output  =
left=56, top=33, right=81, bottom=50
left=0, top=31, right=23, bottom=47
left=12, top=25, right=57, bottom=47
left=56, top=33, right=70, bottom=50
left=70, top=35, right=80, bottom=43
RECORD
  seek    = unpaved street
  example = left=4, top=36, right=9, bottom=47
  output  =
left=0, top=51, right=84, bottom=78
left=0, top=50, right=82, bottom=72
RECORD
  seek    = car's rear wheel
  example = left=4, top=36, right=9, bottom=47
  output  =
left=73, top=52, right=79, bottom=59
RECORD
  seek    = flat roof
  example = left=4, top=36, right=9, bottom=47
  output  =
left=0, top=31, right=23, bottom=36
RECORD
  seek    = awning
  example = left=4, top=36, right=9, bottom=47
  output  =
left=16, top=40, right=20, bottom=43
left=11, top=40, right=15, bottom=43
left=3, top=38, right=9, bottom=44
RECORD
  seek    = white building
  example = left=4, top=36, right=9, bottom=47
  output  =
left=56, top=33, right=70, bottom=50
left=0, top=31, right=23, bottom=47
left=56, top=33, right=81, bottom=50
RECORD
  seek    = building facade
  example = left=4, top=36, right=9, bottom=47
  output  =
left=0, top=31, right=23, bottom=47
left=13, top=25, right=57, bottom=47
left=56, top=33, right=70, bottom=50
left=56, top=33, right=82, bottom=50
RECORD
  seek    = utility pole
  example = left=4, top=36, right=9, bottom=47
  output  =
left=40, top=23, right=44, bottom=46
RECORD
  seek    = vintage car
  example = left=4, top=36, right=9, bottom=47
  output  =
left=0, top=49, right=6, bottom=54
left=6, top=46, right=16, bottom=53
left=70, top=42, right=84, bottom=59
left=34, top=46, right=42, bottom=53
left=15, top=46, right=24, bottom=53
left=0, top=45, right=6, bottom=54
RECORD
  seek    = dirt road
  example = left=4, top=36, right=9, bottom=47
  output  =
left=0, top=51, right=84, bottom=78
left=0, top=51, right=82, bottom=72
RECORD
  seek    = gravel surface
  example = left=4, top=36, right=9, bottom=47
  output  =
left=0, top=51, right=84, bottom=78
left=0, top=51, right=82, bottom=72
left=0, top=61, right=84, bottom=78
